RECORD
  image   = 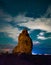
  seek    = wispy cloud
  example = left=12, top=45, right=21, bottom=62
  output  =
left=33, top=41, right=40, bottom=45
left=18, top=18, right=51, bottom=32
left=37, top=32, right=51, bottom=40
left=41, top=5, right=51, bottom=18
left=37, top=35, right=47, bottom=40
left=0, top=5, right=51, bottom=45
left=0, top=23, right=21, bottom=41
left=0, top=9, right=13, bottom=22
left=0, top=6, right=51, bottom=42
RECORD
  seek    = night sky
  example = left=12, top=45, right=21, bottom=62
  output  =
left=0, top=0, right=51, bottom=54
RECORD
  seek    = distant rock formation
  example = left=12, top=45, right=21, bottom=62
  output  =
left=12, top=29, right=33, bottom=55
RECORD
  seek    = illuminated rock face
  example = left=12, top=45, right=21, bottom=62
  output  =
left=12, top=29, right=33, bottom=55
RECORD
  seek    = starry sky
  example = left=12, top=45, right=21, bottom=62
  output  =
left=0, top=0, right=51, bottom=54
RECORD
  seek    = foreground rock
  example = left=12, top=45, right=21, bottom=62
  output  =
left=0, top=54, right=51, bottom=65
left=12, top=29, right=33, bottom=55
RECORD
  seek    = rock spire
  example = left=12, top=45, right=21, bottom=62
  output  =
left=12, top=29, right=33, bottom=55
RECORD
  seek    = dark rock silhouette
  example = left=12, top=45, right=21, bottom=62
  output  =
left=12, top=29, right=33, bottom=55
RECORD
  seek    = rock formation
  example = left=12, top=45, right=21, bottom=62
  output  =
left=12, top=29, right=33, bottom=55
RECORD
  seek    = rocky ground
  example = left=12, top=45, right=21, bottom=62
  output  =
left=0, top=54, right=51, bottom=65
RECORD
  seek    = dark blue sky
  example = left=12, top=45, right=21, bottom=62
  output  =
left=0, top=0, right=51, bottom=54
left=0, top=0, right=51, bottom=17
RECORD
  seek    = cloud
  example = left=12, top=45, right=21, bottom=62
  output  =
left=0, top=42, right=16, bottom=49
left=41, top=5, right=51, bottom=18
left=14, top=5, right=51, bottom=32
left=14, top=14, right=34, bottom=22
left=0, top=7, right=51, bottom=33
left=37, top=35, right=47, bottom=40
left=0, top=9, right=51, bottom=42
left=37, top=32, right=51, bottom=40
left=33, top=41, right=40, bottom=45
left=0, top=9, right=13, bottom=22
left=0, top=23, right=22, bottom=41
left=0, top=9, right=34, bottom=24
left=0, top=6, right=51, bottom=41
left=0, top=9, right=34, bottom=23
left=18, top=18, right=51, bottom=32
left=14, top=14, right=28, bottom=22
left=32, top=52, right=37, bottom=55
left=0, top=43, right=17, bottom=53
left=39, top=32, right=45, bottom=36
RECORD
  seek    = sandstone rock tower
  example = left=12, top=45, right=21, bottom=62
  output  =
left=12, top=29, right=33, bottom=55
